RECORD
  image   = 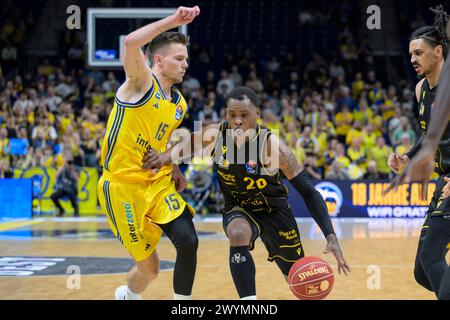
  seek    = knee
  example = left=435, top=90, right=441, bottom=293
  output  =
left=177, top=232, right=199, bottom=254
left=227, top=225, right=252, bottom=246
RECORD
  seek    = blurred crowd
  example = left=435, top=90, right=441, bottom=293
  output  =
left=0, top=23, right=419, bottom=181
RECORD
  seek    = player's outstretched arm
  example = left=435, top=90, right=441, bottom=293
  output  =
left=267, top=134, right=350, bottom=275
left=142, top=123, right=220, bottom=169
left=122, top=6, right=200, bottom=86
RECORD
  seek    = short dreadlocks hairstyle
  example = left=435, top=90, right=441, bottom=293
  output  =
left=410, top=5, right=449, bottom=59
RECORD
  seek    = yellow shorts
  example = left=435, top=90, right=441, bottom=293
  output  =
left=97, top=173, right=194, bottom=262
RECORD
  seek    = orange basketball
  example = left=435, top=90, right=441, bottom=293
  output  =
left=288, top=256, right=334, bottom=300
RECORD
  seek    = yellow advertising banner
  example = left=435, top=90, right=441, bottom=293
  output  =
left=13, top=167, right=99, bottom=215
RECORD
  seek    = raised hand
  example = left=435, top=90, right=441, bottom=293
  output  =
left=170, top=6, right=201, bottom=26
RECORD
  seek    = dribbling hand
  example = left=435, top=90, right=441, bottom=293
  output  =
left=324, top=234, right=351, bottom=276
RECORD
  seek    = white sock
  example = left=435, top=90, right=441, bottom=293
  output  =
left=240, top=295, right=257, bottom=300
left=173, top=293, right=192, bottom=300
left=126, top=287, right=141, bottom=299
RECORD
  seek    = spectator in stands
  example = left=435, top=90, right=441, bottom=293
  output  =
left=334, top=142, right=350, bottom=170
left=0, top=128, right=10, bottom=165
left=368, top=81, right=385, bottom=106
left=346, top=120, right=363, bottom=146
left=197, top=98, right=219, bottom=126
left=322, top=88, right=336, bottom=113
left=182, top=73, right=201, bottom=99
left=298, top=125, right=320, bottom=155
left=204, top=70, right=216, bottom=93
left=335, top=104, right=353, bottom=143
left=32, top=116, right=58, bottom=149
left=387, top=106, right=403, bottom=139
left=45, top=85, right=62, bottom=113
left=245, top=71, right=263, bottom=93
left=391, top=116, right=416, bottom=147
left=368, top=137, right=393, bottom=179
left=304, top=152, right=322, bottom=179
left=353, top=98, right=372, bottom=125
left=0, top=158, right=12, bottom=178
left=363, top=160, right=382, bottom=180
left=229, top=65, right=243, bottom=87
left=216, top=70, right=234, bottom=95
left=55, top=74, right=77, bottom=100
left=361, top=123, right=379, bottom=151
left=329, top=57, right=345, bottom=79
left=395, top=133, right=413, bottom=158
left=102, top=71, right=119, bottom=93
left=14, top=146, right=34, bottom=170
left=347, top=137, right=366, bottom=168
left=284, top=120, right=301, bottom=145
left=262, top=110, right=282, bottom=133
left=352, top=72, right=365, bottom=99
left=326, top=160, right=349, bottom=180
left=13, top=91, right=33, bottom=114
left=80, top=127, right=99, bottom=167
left=324, top=137, right=339, bottom=166
left=304, top=103, right=320, bottom=131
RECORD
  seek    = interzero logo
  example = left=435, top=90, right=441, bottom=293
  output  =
left=123, top=203, right=139, bottom=243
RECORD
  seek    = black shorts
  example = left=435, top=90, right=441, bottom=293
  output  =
left=428, top=173, right=450, bottom=217
left=222, top=205, right=305, bottom=264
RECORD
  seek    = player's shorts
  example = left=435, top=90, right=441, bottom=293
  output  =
left=97, top=173, right=194, bottom=262
left=427, top=173, right=450, bottom=218
left=222, top=204, right=305, bottom=264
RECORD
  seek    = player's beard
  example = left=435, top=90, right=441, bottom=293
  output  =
left=416, top=72, right=426, bottom=80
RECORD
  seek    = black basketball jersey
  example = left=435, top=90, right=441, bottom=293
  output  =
left=417, top=79, right=450, bottom=174
left=212, top=122, right=289, bottom=213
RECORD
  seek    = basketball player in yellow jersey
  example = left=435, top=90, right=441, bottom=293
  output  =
left=97, top=6, right=201, bottom=300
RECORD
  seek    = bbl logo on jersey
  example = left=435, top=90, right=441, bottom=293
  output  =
left=155, top=92, right=161, bottom=100
left=175, top=105, right=184, bottom=120
left=219, top=158, right=230, bottom=169
left=419, top=103, right=425, bottom=116
left=246, top=160, right=257, bottom=175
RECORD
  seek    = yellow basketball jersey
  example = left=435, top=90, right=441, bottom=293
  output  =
left=101, top=73, right=188, bottom=183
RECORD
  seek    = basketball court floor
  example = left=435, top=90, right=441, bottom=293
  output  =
left=0, top=216, right=442, bottom=300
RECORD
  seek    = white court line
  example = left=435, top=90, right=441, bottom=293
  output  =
left=195, top=264, right=413, bottom=269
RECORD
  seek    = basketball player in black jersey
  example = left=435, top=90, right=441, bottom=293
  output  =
left=387, top=6, right=450, bottom=299
left=144, top=86, right=350, bottom=299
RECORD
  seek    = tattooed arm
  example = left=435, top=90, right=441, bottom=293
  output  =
left=265, top=134, right=334, bottom=236
left=265, top=134, right=350, bottom=275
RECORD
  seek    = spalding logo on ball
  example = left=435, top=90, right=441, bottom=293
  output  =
left=288, top=256, right=334, bottom=300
